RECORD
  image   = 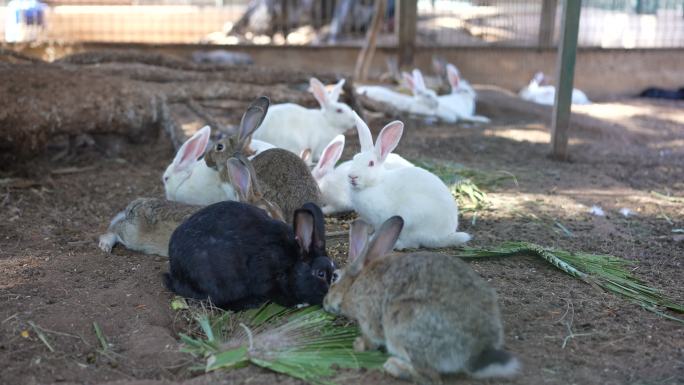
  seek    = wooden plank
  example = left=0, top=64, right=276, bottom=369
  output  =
left=354, top=0, right=386, bottom=81
left=397, top=0, right=417, bottom=67
left=550, top=0, right=582, bottom=161
left=538, top=0, right=559, bottom=48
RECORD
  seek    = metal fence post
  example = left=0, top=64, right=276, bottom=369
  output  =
left=397, top=0, right=417, bottom=67
left=538, top=0, right=559, bottom=48
left=550, top=0, right=582, bottom=160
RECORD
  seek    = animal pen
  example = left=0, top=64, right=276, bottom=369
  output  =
left=1, top=1, right=683, bottom=385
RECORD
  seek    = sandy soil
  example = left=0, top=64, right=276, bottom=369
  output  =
left=1, top=96, right=683, bottom=385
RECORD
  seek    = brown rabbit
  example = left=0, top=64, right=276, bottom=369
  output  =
left=323, top=216, right=519, bottom=385
left=206, top=97, right=321, bottom=223
left=98, top=158, right=283, bottom=256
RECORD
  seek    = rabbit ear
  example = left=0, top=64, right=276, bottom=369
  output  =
left=301, top=202, right=326, bottom=253
left=347, top=219, right=371, bottom=275
left=300, top=148, right=312, bottom=164
left=310, top=77, right=329, bottom=107
left=411, top=69, right=426, bottom=91
left=226, top=157, right=251, bottom=202
left=446, top=64, right=460, bottom=89
left=533, top=72, right=545, bottom=84
left=364, top=216, right=404, bottom=265
left=173, top=125, right=211, bottom=171
left=293, top=208, right=315, bottom=255
left=328, top=79, right=345, bottom=102
left=432, top=56, right=447, bottom=76
left=312, top=135, right=345, bottom=179
left=239, top=97, right=270, bottom=150
left=353, top=111, right=374, bottom=152
left=374, top=121, right=404, bottom=163
left=402, top=71, right=415, bottom=92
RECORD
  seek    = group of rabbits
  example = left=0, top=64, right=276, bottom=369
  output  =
left=98, top=75, right=518, bottom=383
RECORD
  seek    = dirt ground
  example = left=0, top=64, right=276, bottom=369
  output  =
left=1, top=95, right=683, bottom=385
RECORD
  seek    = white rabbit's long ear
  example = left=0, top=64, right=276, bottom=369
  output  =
left=310, top=77, right=329, bottom=107
left=446, top=64, right=460, bottom=89
left=347, top=219, right=371, bottom=275
left=353, top=111, right=374, bottom=153
left=328, top=79, right=345, bottom=102
left=533, top=72, right=545, bottom=85
left=226, top=157, right=251, bottom=202
left=364, top=216, right=404, bottom=264
left=312, top=135, right=345, bottom=180
left=411, top=69, right=426, bottom=91
left=374, top=121, right=404, bottom=163
left=402, top=71, right=415, bottom=93
left=173, top=125, right=210, bottom=170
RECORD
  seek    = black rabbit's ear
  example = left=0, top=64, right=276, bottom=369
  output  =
left=365, top=216, right=403, bottom=265
left=301, top=203, right=326, bottom=252
left=293, top=208, right=315, bottom=256
left=238, top=96, right=270, bottom=149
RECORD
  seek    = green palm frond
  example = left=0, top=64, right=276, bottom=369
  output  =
left=455, top=242, right=684, bottom=322
left=179, top=303, right=386, bottom=385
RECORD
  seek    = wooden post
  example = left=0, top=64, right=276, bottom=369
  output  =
left=354, top=0, right=386, bottom=81
left=397, top=0, right=417, bottom=67
left=538, top=0, right=558, bottom=48
left=550, top=0, right=582, bottom=161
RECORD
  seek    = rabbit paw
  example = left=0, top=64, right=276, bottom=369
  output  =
left=383, top=357, right=414, bottom=380
left=353, top=336, right=376, bottom=352
left=98, top=233, right=117, bottom=253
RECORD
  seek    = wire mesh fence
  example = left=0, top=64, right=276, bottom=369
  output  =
left=1, top=0, right=683, bottom=47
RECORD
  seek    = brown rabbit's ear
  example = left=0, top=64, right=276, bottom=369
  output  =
left=293, top=209, right=315, bottom=256
left=347, top=219, right=371, bottom=275
left=238, top=97, right=270, bottom=150
left=364, top=216, right=403, bottom=265
left=226, top=157, right=252, bottom=202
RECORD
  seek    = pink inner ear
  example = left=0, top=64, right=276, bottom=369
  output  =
left=310, top=79, right=328, bottom=106
left=348, top=221, right=369, bottom=264
left=448, top=68, right=460, bottom=89
left=176, top=129, right=209, bottom=169
left=318, top=140, right=343, bottom=171
left=376, top=121, right=403, bottom=162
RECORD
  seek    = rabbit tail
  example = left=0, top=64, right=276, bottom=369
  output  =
left=467, top=347, right=520, bottom=379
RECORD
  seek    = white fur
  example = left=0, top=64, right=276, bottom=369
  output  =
left=437, top=64, right=490, bottom=123
left=163, top=126, right=274, bottom=206
left=471, top=357, right=521, bottom=379
left=252, top=78, right=356, bottom=161
left=519, top=72, right=591, bottom=106
left=313, top=135, right=413, bottom=215
left=347, top=114, right=470, bottom=250
left=356, top=69, right=439, bottom=117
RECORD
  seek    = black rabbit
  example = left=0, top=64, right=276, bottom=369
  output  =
left=164, top=200, right=335, bottom=310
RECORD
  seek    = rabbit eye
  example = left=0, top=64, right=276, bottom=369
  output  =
left=163, top=176, right=169, bottom=182
left=336, top=108, right=343, bottom=113
left=216, top=143, right=225, bottom=152
left=368, top=160, right=374, bottom=167
left=316, top=270, right=326, bottom=278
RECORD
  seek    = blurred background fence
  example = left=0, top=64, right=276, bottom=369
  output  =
left=2, top=0, right=683, bottom=48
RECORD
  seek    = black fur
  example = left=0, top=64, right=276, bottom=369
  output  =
left=165, top=201, right=333, bottom=310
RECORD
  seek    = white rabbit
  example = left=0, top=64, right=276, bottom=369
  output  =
left=252, top=77, right=356, bottom=162
left=437, top=64, right=490, bottom=123
left=519, top=72, right=591, bottom=106
left=356, top=69, right=439, bottom=117
left=312, top=134, right=413, bottom=215
left=163, top=125, right=275, bottom=206
left=347, top=113, right=471, bottom=250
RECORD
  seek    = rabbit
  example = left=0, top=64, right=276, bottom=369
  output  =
left=99, top=157, right=283, bottom=256
left=206, top=97, right=321, bottom=223
left=347, top=112, right=470, bottom=250
left=519, top=71, right=591, bottom=106
left=356, top=69, right=439, bottom=117
left=165, top=201, right=335, bottom=310
left=436, top=64, right=490, bottom=124
left=323, top=216, right=520, bottom=384
left=163, top=124, right=276, bottom=206
left=252, top=77, right=357, bottom=162
left=312, top=134, right=413, bottom=215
